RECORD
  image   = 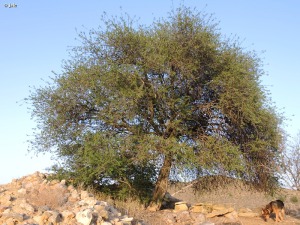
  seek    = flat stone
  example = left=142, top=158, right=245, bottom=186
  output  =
left=174, top=201, right=189, bottom=211
left=238, top=212, right=259, bottom=217
left=206, top=207, right=234, bottom=218
left=2, top=212, right=25, bottom=222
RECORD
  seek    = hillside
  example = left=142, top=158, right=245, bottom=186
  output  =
left=0, top=172, right=138, bottom=225
left=1, top=172, right=300, bottom=225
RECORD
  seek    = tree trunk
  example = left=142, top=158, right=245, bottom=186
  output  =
left=147, top=154, right=173, bottom=211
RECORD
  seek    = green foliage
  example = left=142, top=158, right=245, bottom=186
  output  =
left=26, top=6, right=283, bottom=200
left=290, top=196, right=299, bottom=204
left=48, top=132, right=156, bottom=202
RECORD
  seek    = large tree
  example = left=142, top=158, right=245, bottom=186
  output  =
left=27, top=7, right=283, bottom=209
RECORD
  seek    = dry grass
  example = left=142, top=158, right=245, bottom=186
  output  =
left=91, top=190, right=146, bottom=217
left=25, top=185, right=68, bottom=209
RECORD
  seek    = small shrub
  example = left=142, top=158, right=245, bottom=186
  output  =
left=290, top=196, right=299, bottom=204
left=92, top=190, right=145, bottom=217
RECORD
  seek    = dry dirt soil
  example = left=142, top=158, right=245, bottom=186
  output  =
left=131, top=180, right=300, bottom=225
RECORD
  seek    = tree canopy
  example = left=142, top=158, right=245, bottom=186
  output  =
left=27, top=7, right=283, bottom=209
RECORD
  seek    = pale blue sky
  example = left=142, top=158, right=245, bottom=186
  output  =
left=1, top=0, right=299, bottom=184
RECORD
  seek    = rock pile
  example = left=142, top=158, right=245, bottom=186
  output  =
left=0, top=172, right=137, bottom=225
left=178, top=201, right=259, bottom=219
left=150, top=195, right=260, bottom=224
left=0, top=172, right=261, bottom=225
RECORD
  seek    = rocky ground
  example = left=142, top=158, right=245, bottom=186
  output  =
left=0, top=172, right=137, bottom=225
left=132, top=179, right=300, bottom=225
left=1, top=172, right=300, bottom=225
